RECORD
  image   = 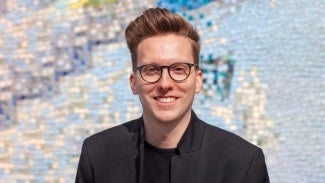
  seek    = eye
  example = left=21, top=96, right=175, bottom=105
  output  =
left=142, top=65, right=160, bottom=75
left=171, top=64, right=188, bottom=74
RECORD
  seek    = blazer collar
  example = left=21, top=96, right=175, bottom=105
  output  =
left=131, top=110, right=205, bottom=155
left=176, top=110, right=205, bottom=155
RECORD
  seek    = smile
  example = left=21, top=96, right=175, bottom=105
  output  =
left=155, top=97, right=176, bottom=103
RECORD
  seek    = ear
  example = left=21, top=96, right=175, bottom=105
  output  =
left=129, top=73, right=138, bottom=95
left=195, top=69, right=203, bottom=93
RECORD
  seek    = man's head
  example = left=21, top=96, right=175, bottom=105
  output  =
left=126, top=8, right=202, bottom=125
left=125, top=7, right=200, bottom=69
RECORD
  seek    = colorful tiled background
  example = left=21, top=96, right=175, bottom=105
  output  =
left=0, top=0, right=324, bottom=182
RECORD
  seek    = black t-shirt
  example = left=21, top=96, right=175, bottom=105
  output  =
left=143, top=141, right=177, bottom=183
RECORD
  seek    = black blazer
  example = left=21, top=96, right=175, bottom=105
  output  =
left=76, top=111, right=269, bottom=183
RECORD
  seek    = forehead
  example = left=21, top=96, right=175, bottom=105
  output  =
left=136, top=34, right=194, bottom=65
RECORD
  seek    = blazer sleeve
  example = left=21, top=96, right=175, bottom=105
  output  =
left=75, top=139, right=93, bottom=183
left=244, top=148, right=270, bottom=183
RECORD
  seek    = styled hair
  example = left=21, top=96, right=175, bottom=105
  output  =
left=125, top=7, right=200, bottom=70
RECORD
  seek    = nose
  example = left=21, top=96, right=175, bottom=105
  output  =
left=157, top=67, right=173, bottom=90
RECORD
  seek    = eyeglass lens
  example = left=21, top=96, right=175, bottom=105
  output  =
left=139, top=63, right=195, bottom=83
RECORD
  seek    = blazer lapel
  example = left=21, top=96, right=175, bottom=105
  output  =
left=170, top=110, right=206, bottom=183
left=125, top=117, right=144, bottom=183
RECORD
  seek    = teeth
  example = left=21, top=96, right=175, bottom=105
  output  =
left=157, top=97, right=175, bottom=103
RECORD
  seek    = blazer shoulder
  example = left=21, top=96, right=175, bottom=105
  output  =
left=194, top=120, right=269, bottom=182
left=85, top=119, right=140, bottom=147
left=203, top=122, right=259, bottom=152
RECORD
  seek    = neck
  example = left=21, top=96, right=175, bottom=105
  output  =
left=143, top=113, right=191, bottom=149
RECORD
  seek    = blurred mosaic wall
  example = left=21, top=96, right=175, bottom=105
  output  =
left=0, top=0, right=324, bottom=182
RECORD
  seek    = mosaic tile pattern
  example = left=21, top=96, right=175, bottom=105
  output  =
left=0, top=0, right=324, bottom=182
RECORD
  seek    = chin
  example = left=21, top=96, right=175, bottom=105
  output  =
left=153, top=109, right=187, bottom=124
left=155, top=112, right=177, bottom=122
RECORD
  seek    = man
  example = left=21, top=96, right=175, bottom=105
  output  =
left=75, top=7, right=269, bottom=183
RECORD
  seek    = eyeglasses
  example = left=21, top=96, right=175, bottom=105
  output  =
left=134, top=62, right=199, bottom=83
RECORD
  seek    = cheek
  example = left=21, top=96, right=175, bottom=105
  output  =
left=177, top=83, right=196, bottom=95
left=140, top=84, right=156, bottom=94
left=135, top=82, right=156, bottom=97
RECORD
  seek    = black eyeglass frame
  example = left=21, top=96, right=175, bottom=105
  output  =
left=134, top=62, right=199, bottom=83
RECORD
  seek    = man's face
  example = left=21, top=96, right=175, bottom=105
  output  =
left=129, top=34, right=202, bottom=124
